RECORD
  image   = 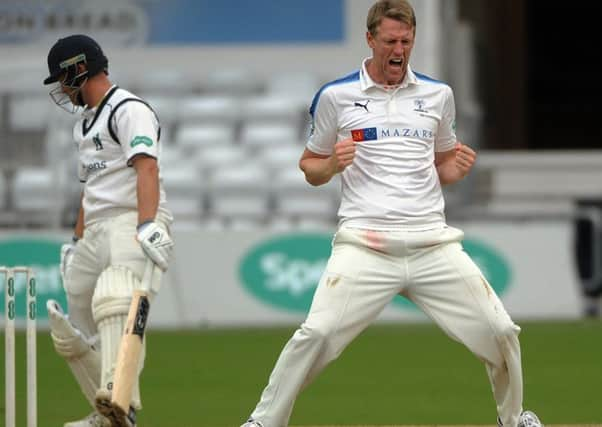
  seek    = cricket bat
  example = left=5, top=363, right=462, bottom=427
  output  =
left=111, top=259, right=161, bottom=416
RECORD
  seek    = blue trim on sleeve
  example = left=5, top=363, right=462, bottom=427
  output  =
left=309, top=70, right=360, bottom=117
left=414, top=71, right=446, bottom=85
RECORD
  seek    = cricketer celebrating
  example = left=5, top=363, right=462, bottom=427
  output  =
left=42, top=34, right=173, bottom=427
left=241, top=2, right=542, bottom=427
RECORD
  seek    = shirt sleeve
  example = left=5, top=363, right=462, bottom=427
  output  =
left=434, top=85, right=457, bottom=152
left=111, top=101, right=160, bottom=165
left=306, top=87, right=338, bottom=155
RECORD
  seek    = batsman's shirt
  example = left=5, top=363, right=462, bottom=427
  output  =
left=73, top=86, right=171, bottom=225
left=307, top=59, right=457, bottom=230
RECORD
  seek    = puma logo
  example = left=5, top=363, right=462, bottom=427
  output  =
left=354, top=100, right=370, bottom=113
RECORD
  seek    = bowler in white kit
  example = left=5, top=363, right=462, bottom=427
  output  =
left=42, top=34, right=173, bottom=427
left=241, top=2, right=542, bottom=427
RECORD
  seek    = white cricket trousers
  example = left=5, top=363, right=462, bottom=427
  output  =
left=250, top=226, right=523, bottom=427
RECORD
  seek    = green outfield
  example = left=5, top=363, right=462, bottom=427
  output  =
left=2, top=321, right=601, bottom=427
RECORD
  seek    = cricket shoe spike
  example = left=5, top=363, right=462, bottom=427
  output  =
left=95, top=388, right=137, bottom=427
left=64, top=411, right=111, bottom=427
left=240, top=419, right=264, bottom=427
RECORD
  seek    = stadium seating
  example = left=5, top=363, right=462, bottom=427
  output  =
left=241, top=95, right=306, bottom=124
left=256, top=144, right=303, bottom=172
left=273, top=168, right=339, bottom=221
left=193, top=145, right=247, bottom=174
left=265, top=71, right=322, bottom=102
left=132, top=68, right=194, bottom=95
left=202, top=68, right=263, bottom=95
left=178, top=95, right=241, bottom=125
left=161, top=164, right=204, bottom=224
left=239, top=122, right=300, bottom=149
left=12, top=167, right=59, bottom=226
left=175, top=123, right=236, bottom=156
left=9, top=94, right=51, bottom=132
left=207, top=165, right=271, bottom=221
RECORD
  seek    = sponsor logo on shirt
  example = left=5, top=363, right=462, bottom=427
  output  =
left=351, top=127, right=433, bottom=142
left=130, top=136, right=153, bottom=148
left=381, top=127, right=434, bottom=140
left=82, top=161, right=107, bottom=173
left=351, top=127, right=377, bottom=142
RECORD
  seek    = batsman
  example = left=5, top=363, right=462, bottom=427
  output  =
left=43, top=34, right=174, bottom=427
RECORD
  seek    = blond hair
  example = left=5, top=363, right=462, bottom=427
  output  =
left=367, top=0, right=416, bottom=36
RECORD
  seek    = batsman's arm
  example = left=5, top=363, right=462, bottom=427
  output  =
left=132, top=154, right=173, bottom=272
left=131, top=154, right=159, bottom=225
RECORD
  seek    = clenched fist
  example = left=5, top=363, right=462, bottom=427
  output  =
left=331, top=137, right=357, bottom=173
left=455, top=142, right=476, bottom=175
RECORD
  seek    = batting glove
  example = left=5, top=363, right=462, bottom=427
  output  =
left=136, top=221, right=174, bottom=271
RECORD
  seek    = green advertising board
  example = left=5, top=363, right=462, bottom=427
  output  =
left=240, top=234, right=330, bottom=312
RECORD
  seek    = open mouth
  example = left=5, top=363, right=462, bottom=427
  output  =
left=389, top=58, right=403, bottom=68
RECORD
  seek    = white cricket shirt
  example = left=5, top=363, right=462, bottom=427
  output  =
left=73, top=86, right=171, bottom=225
left=307, top=59, right=457, bottom=230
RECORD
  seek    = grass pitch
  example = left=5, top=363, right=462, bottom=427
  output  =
left=1, top=321, right=600, bottom=426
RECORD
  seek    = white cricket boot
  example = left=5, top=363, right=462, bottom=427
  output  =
left=518, top=410, right=543, bottom=427
left=240, top=419, right=264, bottom=427
left=64, top=411, right=111, bottom=427
left=498, top=410, right=543, bottom=427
